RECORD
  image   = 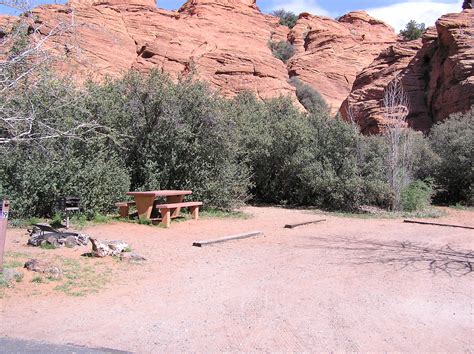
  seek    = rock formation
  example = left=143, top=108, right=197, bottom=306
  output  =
left=287, top=11, right=397, bottom=113
left=0, top=0, right=398, bottom=114
left=340, top=9, right=474, bottom=133
left=1, top=0, right=471, bottom=131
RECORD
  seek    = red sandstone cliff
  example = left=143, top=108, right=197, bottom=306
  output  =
left=1, top=1, right=472, bottom=131
left=0, top=1, right=398, bottom=113
left=340, top=10, right=474, bottom=133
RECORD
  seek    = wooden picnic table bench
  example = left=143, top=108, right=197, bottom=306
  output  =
left=115, top=201, right=136, bottom=218
left=116, top=190, right=202, bottom=227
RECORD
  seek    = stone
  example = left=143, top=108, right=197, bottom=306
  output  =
left=24, top=259, right=63, bottom=278
left=1, top=268, right=24, bottom=284
left=1, top=0, right=472, bottom=130
left=46, top=235, right=60, bottom=248
left=64, top=235, right=79, bottom=248
left=89, top=238, right=130, bottom=257
left=27, top=225, right=89, bottom=248
left=119, top=252, right=147, bottom=264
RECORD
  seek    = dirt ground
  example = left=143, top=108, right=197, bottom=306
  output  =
left=1, top=206, right=473, bottom=352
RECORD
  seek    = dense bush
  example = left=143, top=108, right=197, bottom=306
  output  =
left=289, top=77, right=328, bottom=114
left=430, top=107, right=474, bottom=205
left=229, top=93, right=393, bottom=211
left=0, top=77, right=130, bottom=218
left=400, top=20, right=425, bottom=41
left=401, top=179, right=433, bottom=211
left=268, top=40, right=295, bottom=63
left=86, top=71, right=251, bottom=211
left=272, top=9, right=298, bottom=29
left=8, top=68, right=468, bottom=219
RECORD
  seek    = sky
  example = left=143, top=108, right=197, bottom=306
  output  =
left=0, top=0, right=463, bottom=32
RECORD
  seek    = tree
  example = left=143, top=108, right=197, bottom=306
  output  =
left=382, top=76, right=414, bottom=210
left=268, top=40, right=295, bottom=63
left=288, top=77, right=328, bottom=114
left=430, top=106, right=474, bottom=205
left=0, top=0, right=108, bottom=146
left=272, top=9, right=298, bottom=29
left=399, top=20, right=426, bottom=41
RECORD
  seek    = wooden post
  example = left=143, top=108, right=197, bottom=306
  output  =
left=166, top=195, right=184, bottom=217
left=0, top=200, right=10, bottom=273
left=190, top=206, right=199, bottom=220
left=161, top=208, right=171, bottom=228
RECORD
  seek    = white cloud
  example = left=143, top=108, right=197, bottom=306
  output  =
left=366, top=1, right=463, bottom=32
left=268, top=0, right=330, bottom=17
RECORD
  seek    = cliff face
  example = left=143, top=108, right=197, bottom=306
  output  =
left=1, top=1, right=472, bottom=131
left=340, top=10, right=474, bottom=133
left=287, top=11, right=397, bottom=112
left=0, top=1, right=398, bottom=113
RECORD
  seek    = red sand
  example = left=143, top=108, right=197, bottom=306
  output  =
left=1, top=206, right=473, bottom=351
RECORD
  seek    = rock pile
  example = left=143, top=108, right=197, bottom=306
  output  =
left=27, top=225, right=89, bottom=248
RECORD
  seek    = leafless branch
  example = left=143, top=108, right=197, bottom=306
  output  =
left=382, top=76, right=413, bottom=210
left=0, top=0, right=115, bottom=146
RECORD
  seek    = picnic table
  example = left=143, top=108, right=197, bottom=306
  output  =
left=126, top=190, right=192, bottom=220
left=118, top=190, right=202, bottom=228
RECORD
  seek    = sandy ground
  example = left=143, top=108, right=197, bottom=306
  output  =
left=0, top=206, right=473, bottom=352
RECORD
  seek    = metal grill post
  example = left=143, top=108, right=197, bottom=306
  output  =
left=0, top=200, right=10, bottom=273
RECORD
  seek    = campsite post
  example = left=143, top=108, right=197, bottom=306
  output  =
left=0, top=199, right=10, bottom=273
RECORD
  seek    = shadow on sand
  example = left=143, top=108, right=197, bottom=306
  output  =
left=300, top=236, right=474, bottom=277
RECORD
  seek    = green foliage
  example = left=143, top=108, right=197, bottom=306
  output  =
left=268, top=40, right=295, bottom=63
left=272, top=9, right=298, bottom=29
left=289, top=77, right=328, bottom=114
left=0, top=74, right=130, bottom=219
left=40, top=242, right=57, bottom=250
left=2, top=67, right=449, bottom=217
left=430, top=106, right=474, bottom=205
left=88, top=70, right=250, bottom=211
left=229, top=93, right=392, bottom=211
left=400, top=20, right=426, bottom=41
left=401, top=179, right=433, bottom=212
left=31, top=276, right=44, bottom=283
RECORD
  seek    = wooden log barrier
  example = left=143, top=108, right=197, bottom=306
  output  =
left=284, top=219, right=326, bottom=229
left=193, top=231, right=263, bottom=247
left=403, top=219, right=474, bottom=230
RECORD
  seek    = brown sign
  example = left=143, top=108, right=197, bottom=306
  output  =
left=0, top=200, right=10, bottom=273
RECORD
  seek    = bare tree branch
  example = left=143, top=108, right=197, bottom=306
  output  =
left=382, top=76, right=414, bottom=210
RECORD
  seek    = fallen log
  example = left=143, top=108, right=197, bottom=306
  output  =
left=284, top=219, right=326, bottom=229
left=403, top=220, right=474, bottom=230
left=193, top=231, right=263, bottom=247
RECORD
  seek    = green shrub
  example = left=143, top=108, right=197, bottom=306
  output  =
left=229, top=93, right=388, bottom=211
left=272, top=9, right=298, bottom=29
left=429, top=106, right=474, bottom=205
left=268, top=40, right=295, bottom=63
left=289, top=77, right=328, bottom=114
left=401, top=180, right=433, bottom=212
left=87, top=70, right=251, bottom=211
left=400, top=20, right=425, bottom=41
left=2, top=68, right=442, bottom=218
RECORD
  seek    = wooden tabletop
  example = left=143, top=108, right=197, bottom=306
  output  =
left=126, top=190, right=192, bottom=197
